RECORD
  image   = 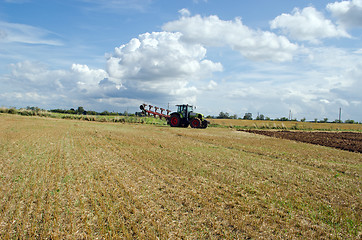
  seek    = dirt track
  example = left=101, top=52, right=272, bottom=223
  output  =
left=243, top=130, right=362, bottom=153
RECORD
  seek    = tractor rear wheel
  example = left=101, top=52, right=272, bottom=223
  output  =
left=170, top=115, right=181, bottom=127
left=190, top=118, right=201, bottom=128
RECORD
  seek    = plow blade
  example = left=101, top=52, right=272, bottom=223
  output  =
left=140, top=104, right=170, bottom=120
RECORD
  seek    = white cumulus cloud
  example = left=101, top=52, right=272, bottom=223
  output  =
left=0, top=31, right=224, bottom=109
left=106, top=31, right=222, bottom=103
left=163, top=12, right=298, bottom=62
left=0, top=61, right=110, bottom=109
left=7, top=61, right=107, bottom=92
left=270, top=6, right=350, bottom=43
left=327, top=0, right=362, bottom=28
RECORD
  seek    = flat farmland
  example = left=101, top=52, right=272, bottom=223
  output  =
left=209, top=118, right=362, bottom=131
left=0, top=114, right=361, bottom=239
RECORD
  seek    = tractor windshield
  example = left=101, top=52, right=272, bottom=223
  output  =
left=177, top=105, right=193, bottom=116
left=177, top=105, right=184, bottom=113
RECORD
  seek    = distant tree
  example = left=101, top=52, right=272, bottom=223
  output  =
left=50, top=109, right=64, bottom=113
left=27, top=106, right=40, bottom=112
left=345, top=119, right=355, bottom=124
left=243, top=113, right=252, bottom=120
left=100, top=111, right=110, bottom=115
left=300, top=117, right=306, bottom=122
left=108, top=112, right=119, bottom=116
left=77, top=106, right=85, bottom=115
left=256, top=114, right=265, bottom=120
left=87, top=111, right=97, bottom=115
left=67, top=109, right=76, bottom=114
left=320, top=118, right=328, bottom=123
left=217, top=112, right=230, bottom=119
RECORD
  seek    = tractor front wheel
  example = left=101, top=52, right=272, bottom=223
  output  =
left=170, top=115, right=181, bottom=127
left=190, top=118, right=201, bottom=128
left=201, top=120, right=208, bottom=129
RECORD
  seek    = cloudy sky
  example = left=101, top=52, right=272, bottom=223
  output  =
left=0, top=0, right=361, bottom=121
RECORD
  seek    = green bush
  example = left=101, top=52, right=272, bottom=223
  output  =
left=7, top=108, right=18, bottom=114
left=18, top=110, right=32, bottom=116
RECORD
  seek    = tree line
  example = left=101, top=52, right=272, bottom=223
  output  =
left=210, top=111, right=361, bottom=124
left=2, top=106, right=360, bottom=124
left=49, top=107, right=135, bottom=116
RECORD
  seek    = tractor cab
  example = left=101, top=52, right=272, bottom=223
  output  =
left=176, top=104, right=193, bottom=119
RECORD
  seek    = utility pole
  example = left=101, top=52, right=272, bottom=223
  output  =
left=339, top=107, right=342, bottom=123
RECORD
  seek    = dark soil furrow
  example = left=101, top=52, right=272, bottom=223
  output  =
left=242, top=130, right=362, bottom=153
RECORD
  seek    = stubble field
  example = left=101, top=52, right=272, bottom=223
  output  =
left=0, top=114, right=361, bottom=239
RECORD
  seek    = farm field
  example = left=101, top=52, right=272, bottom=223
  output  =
left=0, top=114, right=361, bottom=239
left=209, top=118, right=362, bottom=131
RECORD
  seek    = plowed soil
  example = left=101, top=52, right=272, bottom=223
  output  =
left=243, top=130, right=362, bottom=153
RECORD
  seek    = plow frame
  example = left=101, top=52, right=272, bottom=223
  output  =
left=140, top=104, right=171, bottom=121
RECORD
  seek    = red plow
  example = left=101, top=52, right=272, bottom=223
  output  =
left=140, top=104, right=171, bottom=120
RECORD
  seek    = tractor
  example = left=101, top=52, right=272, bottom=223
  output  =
left=169, top=104, right=209, bottom=128
left=139, top=104, right=209, bottom=129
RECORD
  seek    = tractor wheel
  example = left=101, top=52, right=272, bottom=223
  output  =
left=170, top=115, right=181, bottom=127
left=201, top=120, right=208, bottom=129
left=190, top=118, right=201, bottom=128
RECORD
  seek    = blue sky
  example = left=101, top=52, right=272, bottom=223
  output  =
left=1, top=0, right=361, bottom=121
